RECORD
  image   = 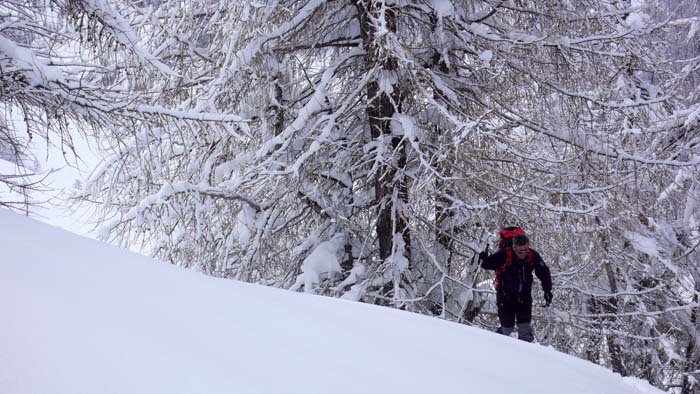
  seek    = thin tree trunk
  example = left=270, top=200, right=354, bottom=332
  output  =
left=430, top=49, right=455, bottom=274
left=602, top=262, right=625, bottom=373
left=600, top=230, right=626, bottom=375
left=682, top=293, right=699, bottom=394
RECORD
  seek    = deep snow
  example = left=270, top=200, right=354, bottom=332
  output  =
left=0, top=209, right=664, bottom=394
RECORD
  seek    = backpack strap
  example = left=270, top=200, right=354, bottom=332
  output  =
left=494, top=249, right=513, bottom=289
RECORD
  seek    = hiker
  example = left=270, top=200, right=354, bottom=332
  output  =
left=479, top=230, right=552, bottom=342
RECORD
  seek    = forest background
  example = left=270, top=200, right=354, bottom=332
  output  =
left=1, top=1, right=699, bottom=392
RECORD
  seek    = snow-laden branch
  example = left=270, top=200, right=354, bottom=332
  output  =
left=219, top=0, right=326, bottom=84
left=255, top=48, right=365, bottom=165
left=67, top=0, right=177, bottom=77
left=542, top=79, right=672, bottom=110
left=569, top=302, right=700, bottom=319
left=286, top=52, right=371, bottom=176
left=492, top=101, right=700, bottom=167
left=50, top=83, right=250, bottom=125
left=99, top=180, right=262, bottom=238
left=0, top=36, right=66, bottom=86
left=562, top=283, right=668, bottom=298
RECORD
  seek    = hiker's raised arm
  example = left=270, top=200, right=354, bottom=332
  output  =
left=480, top=249, right=505, bottom=270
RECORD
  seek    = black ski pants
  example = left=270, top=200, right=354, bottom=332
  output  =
left=496, top=295, right=534, bottom=342
left=497, top=297, right=532, bottom=327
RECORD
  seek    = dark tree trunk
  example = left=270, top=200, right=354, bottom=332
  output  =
left=356, top=0, right=410, bottom=262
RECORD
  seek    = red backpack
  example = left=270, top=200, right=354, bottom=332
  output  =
left=498, top=227, right=526, bottom=249
left=495, top=227, right=534, bottom=288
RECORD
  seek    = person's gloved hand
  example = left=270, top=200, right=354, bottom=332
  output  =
left=544, top=290, right=553, bottom=307
left=478, top=246, right=489, bottom=262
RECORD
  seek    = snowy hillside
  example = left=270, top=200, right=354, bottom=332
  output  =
left=0, top=209, right=664, bottom=394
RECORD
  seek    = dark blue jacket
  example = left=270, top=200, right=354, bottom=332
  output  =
left=481, top=248, right=552, bottom=303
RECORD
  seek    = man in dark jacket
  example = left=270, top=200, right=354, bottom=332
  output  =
left=479, top=234, right=552, bottom=342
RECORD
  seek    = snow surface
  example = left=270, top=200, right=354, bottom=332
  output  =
left=0, top=209, right=665, bottom=394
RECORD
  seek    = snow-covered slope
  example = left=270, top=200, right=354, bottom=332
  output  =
left=0, top=209, right=663, bottom=394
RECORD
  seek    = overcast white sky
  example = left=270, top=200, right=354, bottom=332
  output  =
left=1, top=112, right=103, bottom=237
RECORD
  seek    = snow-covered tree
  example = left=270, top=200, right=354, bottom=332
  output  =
left=0, top=0, right=85, bottom=210
left=1, top=0, right=174, bottom=210
left=527, top=2, right=700, bottom=392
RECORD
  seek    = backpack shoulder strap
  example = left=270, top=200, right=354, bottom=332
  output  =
left=494, top=249, right=513, bottom=289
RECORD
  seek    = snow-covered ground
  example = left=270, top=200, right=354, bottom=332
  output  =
left=0, top=209, right=664, bottom=394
